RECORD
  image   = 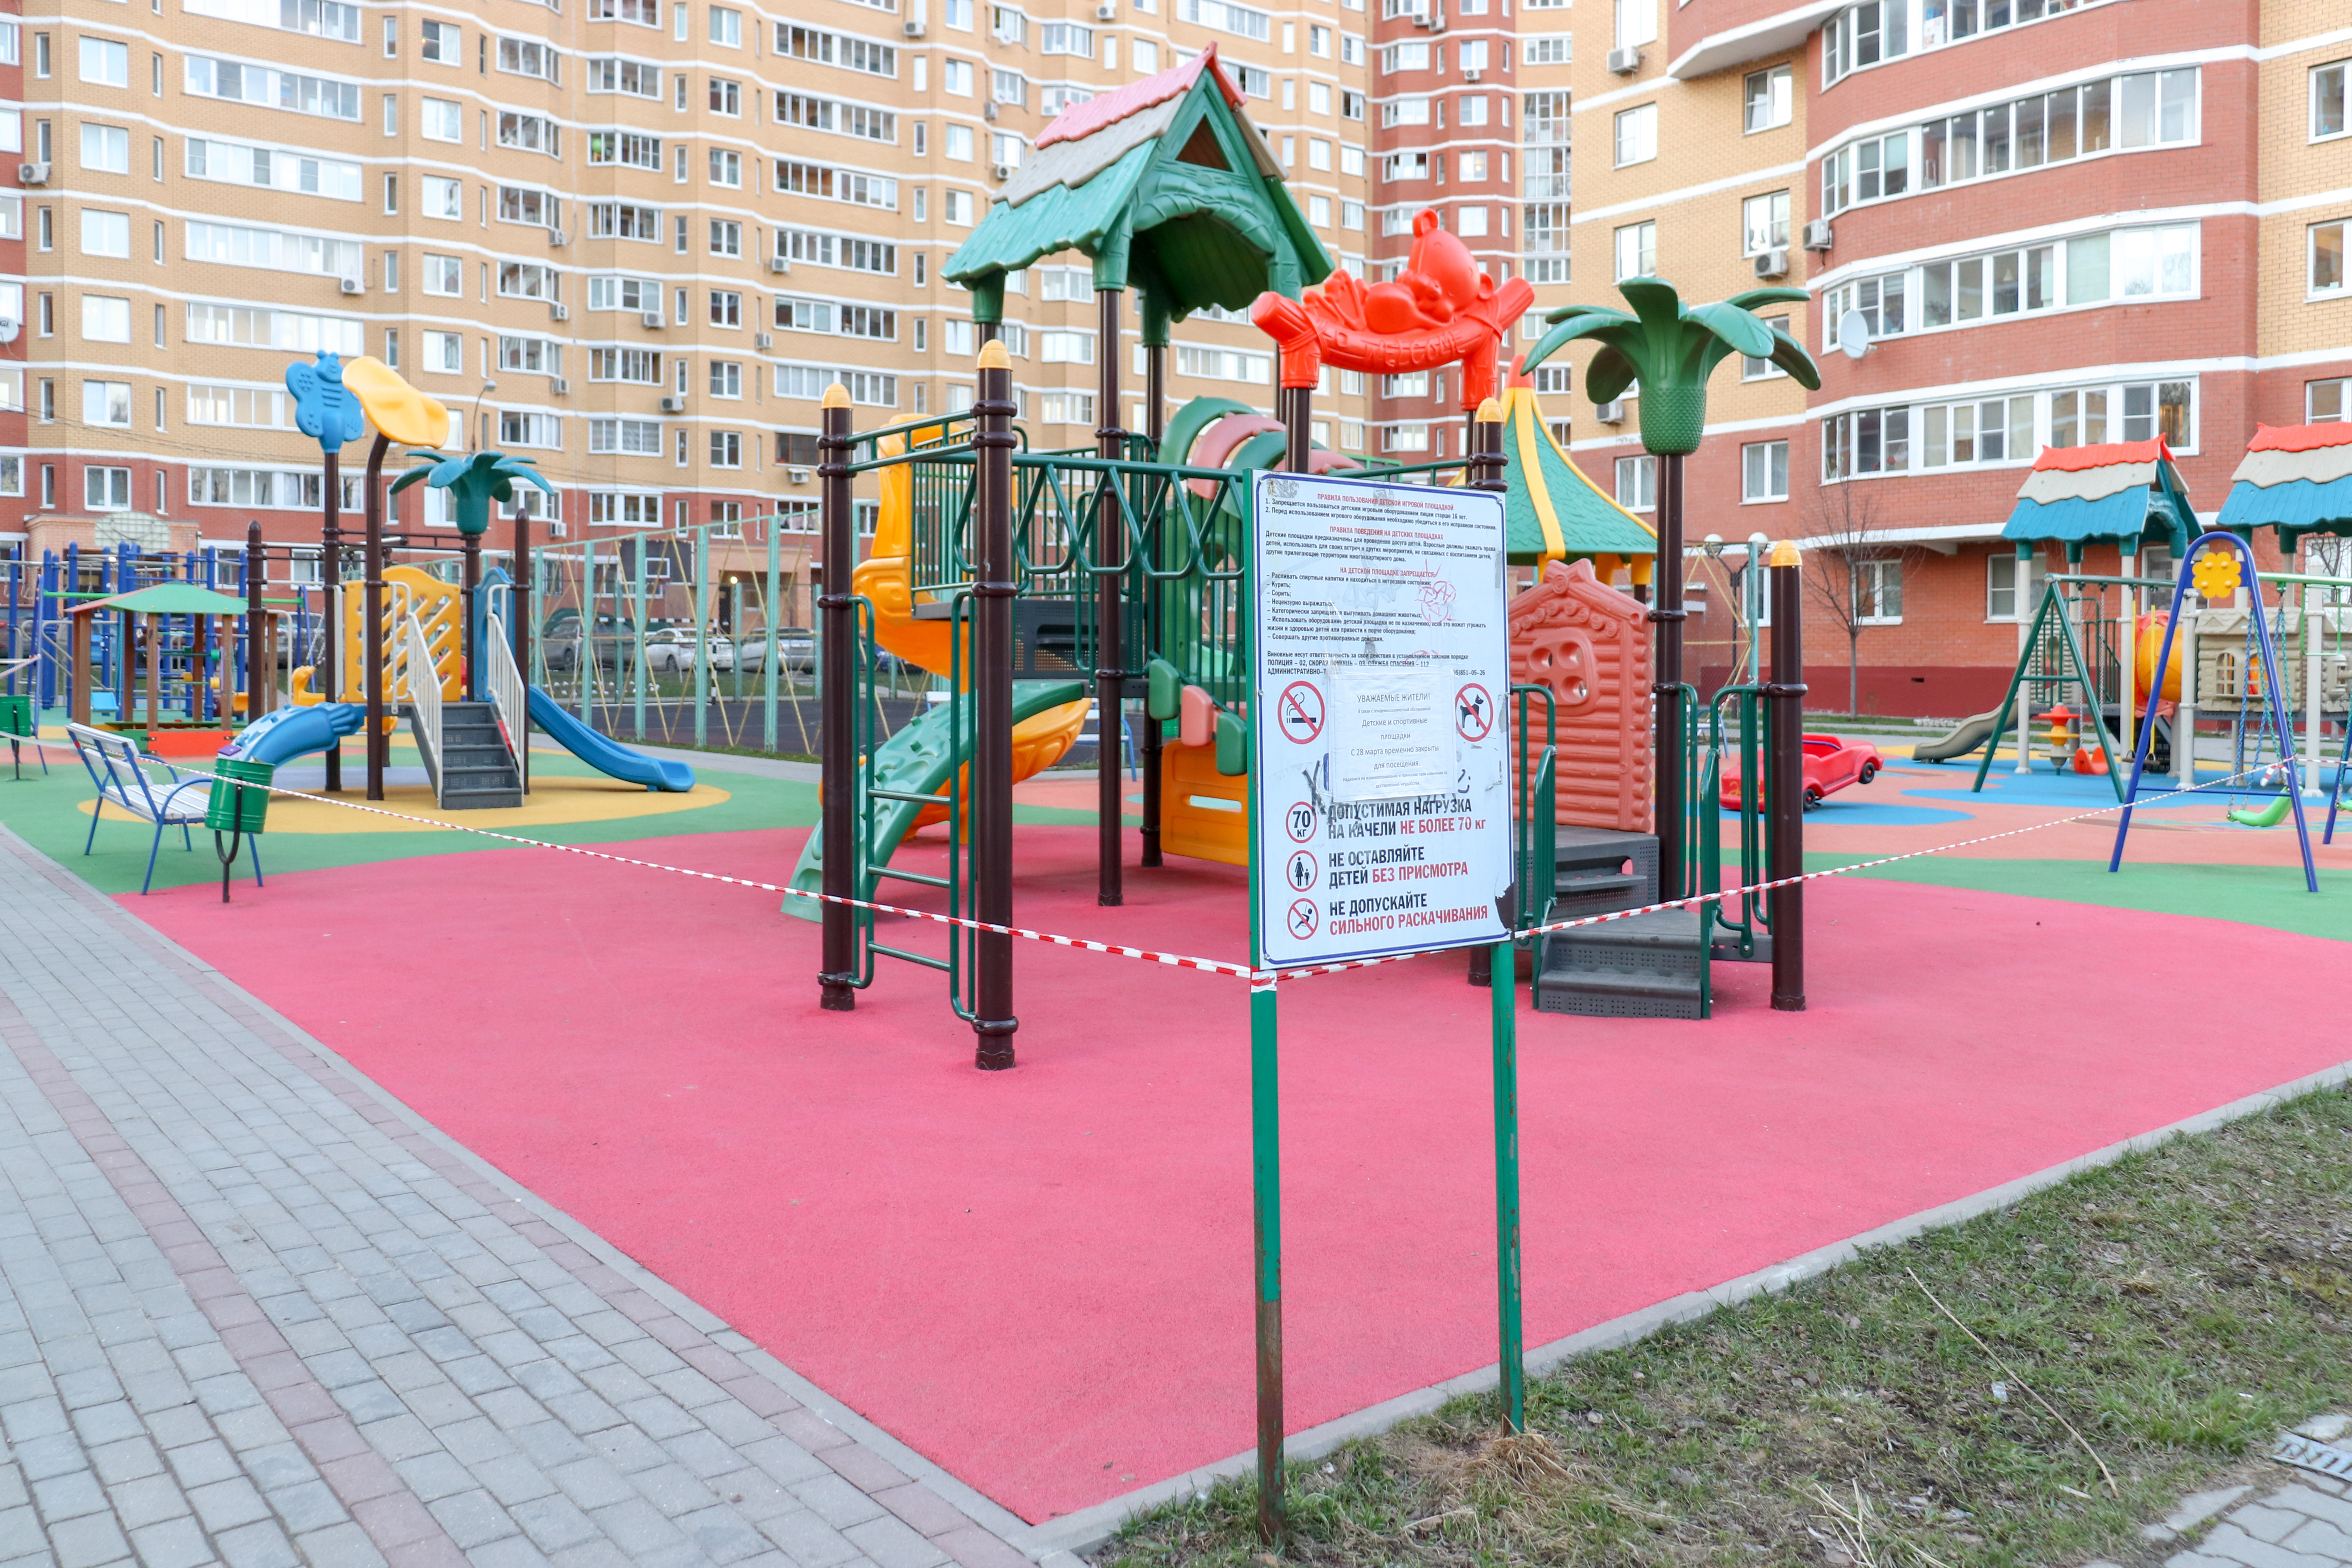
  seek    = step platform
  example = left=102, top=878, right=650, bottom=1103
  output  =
left=1534, top=907, right=1710, bottom=1020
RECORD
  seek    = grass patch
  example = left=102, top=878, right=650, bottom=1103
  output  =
left=1105, top=1087, right=2352, bottom=1568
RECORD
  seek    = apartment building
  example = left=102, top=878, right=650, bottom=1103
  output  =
left=1566, top=0, right=2352, bottom=717
left=1, top=0, right=1435, bottom=625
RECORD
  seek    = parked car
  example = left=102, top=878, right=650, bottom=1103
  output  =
left=727, top=630, right=817, bottom=676
left=640, top=627, right=733, bottom=673
left=1717, top=733, right=1883, bottom=811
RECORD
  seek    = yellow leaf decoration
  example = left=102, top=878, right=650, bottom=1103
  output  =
left=338, top=356, right=454, bottom=449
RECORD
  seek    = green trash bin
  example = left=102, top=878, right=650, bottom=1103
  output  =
left=205, top=756, right=274, bottom=835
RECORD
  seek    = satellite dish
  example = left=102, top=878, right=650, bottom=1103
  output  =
left=0, top=318, right=18, bottom=346
left=1837, top=309, right=1870, bottom=361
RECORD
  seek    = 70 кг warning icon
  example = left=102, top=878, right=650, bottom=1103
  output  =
left=1276, top=681, right=1324, bottom=743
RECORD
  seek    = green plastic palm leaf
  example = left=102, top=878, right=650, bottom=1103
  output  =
left=1520, top=280, right=1820, bottom=456
left=392, top=451, right=555, bottom=537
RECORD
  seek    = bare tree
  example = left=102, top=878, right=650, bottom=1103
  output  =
left=1798, top=480, right=1927, bottom=717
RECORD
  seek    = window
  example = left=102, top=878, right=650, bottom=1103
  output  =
left=1174, top=345, right=1271, bottom=383
left=710, top=4, right=741, bottom=44
left=1614, top=0, right=1654, bottom=48
left=421, top=20, right=458, bottom=61
left=1742, top=191, right=1789, bottom=255
left=775, top=161, right=897, bottom=210
left=1824, top=0, right=1905, bottom=83
left=1383, top=151, right=1429, bottom=181
left=708, top=76, right=740, bottom=115
left=1383, top=40, right=1429, bottom=72
left=1741, top=315, right=1790, bottom=379
left=499, top=37, right=561, bottom=82
left=1742, top=440, right=1788, bottom=502
left=499, top=114, right=559, bottom=155
left=2312, top=378, right=2348, bottom=423
left=590, top=417, right=663, bottom=454
left=1821, top=406, right=1909, bottom=479
left=81, top=296, right=131, bottom=342
left=1459, top=152, right=1488, bottom=182
left=945, top=125, right=975, bottom=161
left=708, top=149, right=742, bottom=187
left=1985, top=552, right=2046, bottom=622
left=1920, top=394, right=2033, bottom=468
left=1824, top=273, right=1905, bottom=351
left=1851, top=559, right=1902, bottom=624
left=943, top=59, right=973, bottom=96
left=1614, top=455, right=1656, bottom=511
left=183, top=56, right=362, bottom=120
left=1176, top=0, right=1263, bottom=40
left=775, top=91, right=898, bottom=143
left=80, top=122, right=129, bottom=173
left=1342, top=90, right=1366, bottom=121
left=993, top=69, right=1025, bottom=105
left=421, top=330, right=463, bottom=373
left=81, top=209, right=130, bottom=257
left=1524, top=36, right=1568, bottom=65
left=85, top=466, right=132, bottom=511
left=1039, top=391, right=1094, bottom=425
left=1041, top=20, right=1096, bottom=52
left=80, top=36, right=129, bottom=87
left=82, top=380, right=131, bottom=427
left=1745, top=64, right=1791, bottom=132
left=422, top=176, right=462, bottom=220
left=709, top=360, right=743, bottom=398
left=590, top=203, right=660, bottom=241
left=499, top=186, right=561, bottom=229
left=1040, top=329, right=1094, bottom=363
left=497, top=336, right=558, bottom=374
left=421, top=98, right=463, bottom=141
left=420, top=255, right=462, bottom=297
left=1820, top=130, right=1909, bottom=215
left=1898, top=69, right=2198, bottom=206
left=588, top=131, right=662, bottom=170
left=2313, top=221, right=2346, bottom=297
left=499, top=411, right=560, bottom=449
left=710, top=430, right=742, bottom=466
left=1613, top=221, right=1655, bottom=280
left=185, top=140, right=363, bottom=201
left=710, top=289, right=742, bottom=327
left=498, top=262, right=556, bottom=299
left=588, top=57, right=660, bottom=96
left=1381, top=424, right=1429, bottom=453
left=590, top=347, right=662, bottom=382
left=2316, top=62, right=2347, bottom=141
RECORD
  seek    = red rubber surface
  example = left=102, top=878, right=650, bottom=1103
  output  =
left=128, top=825, right=2352, bottom=1523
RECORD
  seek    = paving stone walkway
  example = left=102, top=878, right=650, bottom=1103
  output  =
left=0, top=825, right=1044, bottom=1568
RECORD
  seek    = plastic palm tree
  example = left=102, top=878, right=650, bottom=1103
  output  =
left=393, top=452, right=554, bottom=699
left=1519, top=278, right=1821, bottom=900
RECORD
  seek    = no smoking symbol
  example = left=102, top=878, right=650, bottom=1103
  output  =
left=1286, top=900, right=1319, bottom=940
left=1285, top=850, right=1319, bottom=893
left=1276, top=681, right=1324, bottom=743
left=1454, top=683, right=1495, bottom=742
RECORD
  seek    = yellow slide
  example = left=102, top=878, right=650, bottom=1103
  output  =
left=855, top=433, right=1091, bottom=826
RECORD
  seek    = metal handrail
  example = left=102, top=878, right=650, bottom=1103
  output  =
left=483, top=609, right=530, bottom=791
left=400, top=613, right=443, bottom=805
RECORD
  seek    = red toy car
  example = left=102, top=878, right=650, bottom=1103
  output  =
left=1718, top=733, right=1883, bottom=811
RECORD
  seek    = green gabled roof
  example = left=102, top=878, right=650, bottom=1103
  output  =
left=942, top=44, right=1332, bottom=322
left=72, top=583, right=252, bottom=617
left=1495, top=386, right=1658, bottom=566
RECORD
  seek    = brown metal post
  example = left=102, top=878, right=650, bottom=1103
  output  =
left=1766, top=539, right=1806, bottom=1011
left=973, top=343, right=1020, bottom=1066
left=1278, top=385, right=1311, bottom=475
left=1140, top=315, right=1168, bottom=869
left=1465, top=402, right=1507, bottom=989
left=362, top=432, right=390, bottom=800
left=512, top=496, right=533, bottom=795
left=1653, top=451, right=1687, bottom=898
left=321, top=449, right=343, bottom=790
left=243, top=522, right=267, bottom=721
left=1095, top=287, right=1127, bottom=906
left=69, top=610, right=89, bottom=728
left=817, top=385, right=858, bottom=1011
left=462, top=532, right=481, bottom=701
left=143, top=613, right=160, bottom=739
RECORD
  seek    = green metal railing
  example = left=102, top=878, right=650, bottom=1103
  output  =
left=1511, top=684, right=1558, bottom=940
left=1693, top=685, right=1770, bottom=959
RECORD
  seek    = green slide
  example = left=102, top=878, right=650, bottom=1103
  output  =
left=784, top=679, right=1090, bottom=921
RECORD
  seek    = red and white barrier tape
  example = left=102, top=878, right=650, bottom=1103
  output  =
left=0, top=729, right=2281, bottom=985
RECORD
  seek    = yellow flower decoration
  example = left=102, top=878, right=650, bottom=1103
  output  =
left=338, top=356, right=454, bottom=449
left=2190, top=548, right=2241, bottom=602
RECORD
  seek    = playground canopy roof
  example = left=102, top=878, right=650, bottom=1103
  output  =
left=2000, top=439, right=2194, bottom=554
left=2213, top=422, right=2352, bottom=548
left=942, top=45, right=1332, bottom=328
left=1494, top=385, right=1657, bottom=566
left=70, top=584, right=252, bottom=617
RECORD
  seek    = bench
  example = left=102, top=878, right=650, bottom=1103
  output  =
left=69, top=723, right=263, bottom=895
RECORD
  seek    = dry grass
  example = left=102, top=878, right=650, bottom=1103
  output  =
left=1102, top=1087, right=2352, bottom=1568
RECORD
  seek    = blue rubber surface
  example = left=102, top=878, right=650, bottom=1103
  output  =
left=217, top=703, right=365, bottom=767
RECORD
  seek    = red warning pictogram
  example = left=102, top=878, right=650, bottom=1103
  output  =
left=1276, top=681, right=1325, bottom=743
left=1285, top=899, right=1320, bottom=940
left=1453, top=683, right=1495, bottom=742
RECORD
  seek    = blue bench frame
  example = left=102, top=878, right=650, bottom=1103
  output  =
left=70, top=723, right=263, bottom=895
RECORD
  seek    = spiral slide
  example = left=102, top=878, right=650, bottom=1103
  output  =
left=781, top=432, right=1092, bottom=919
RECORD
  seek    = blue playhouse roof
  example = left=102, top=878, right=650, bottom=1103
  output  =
left=2000, top=440, right=2194, bottom=551
left=2213, top=424, right=2352, bottom=548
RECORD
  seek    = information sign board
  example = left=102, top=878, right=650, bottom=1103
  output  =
left=1252, top=471, right=1513, bottom=969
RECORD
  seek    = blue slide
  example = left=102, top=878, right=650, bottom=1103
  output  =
left=527, top=686, right=695, bottom=792
left=217, top=702, right=365, bottom=767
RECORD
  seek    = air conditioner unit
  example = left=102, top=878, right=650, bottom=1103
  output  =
left=1461, top=68, right=1480, bottom=81
left=788, top=466, right=813, bottom=484
left=983, top=101, right=999, bottom=121
left=1594, top=399, right=1625, bottom=424
left=550, top=301, right=570, bottom=321
left=548, top=228, right=569, bottom=247
left=16, top=162, right=48, bottom=185
left=1605, top=45, right=1640, bottom=73
left=660, top=394, right=688, bottom=413
left=550, top=377, right=570, bottom=395
left=1094, top=1, right=1116, bottom=17
left=338, top=277, right=365, bottom=296
left=642, top=311, right=666, bottom=329
left=1803, top=219, right=1834, bottom=251
left=1752, top=247, right=1789, bottom=279
left=767, top=255, right=791, bottom=274
left=903, top=19, right=925, bottom=35
left=755, top=331, right=774, bottom=350
left=991, top=162, right=1015, bottom=181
